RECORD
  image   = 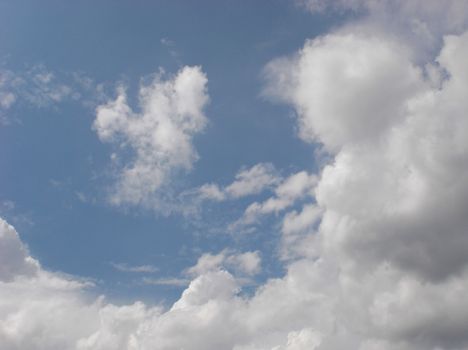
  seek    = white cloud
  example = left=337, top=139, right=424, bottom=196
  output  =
left=195, top=163, right=280, bottom=202
left=298, top=0, right=468, bottom=58
left=110, top=263, right=159, bottom=274
left=4, top=2, right=468, bottom=350
left=282, top=204, right=321, bottom=236
left=187, top=250, right=261, bottom=277
left=0, top=92, right=15, bottom=109
left=279, top=204, right=322, bottom=260
left=225, top=163, right=280, bottom=198
left=300, top=31, right=468, bottom=281
left=282, top=328, right=323, bottom=350
left=233, top=171, right=317, bottom=229
left=0, top=219, right=39, bottom=282
left=185, top=251, right=226, bottom=276
left=197, top=182, right=226, bottom=201
left=260, top=6, right=468, bottom=347
left=227, top=251, right=262, bottom=276
left=141, top=277, right=189, bottom=287
left=264, top=33, right=423, bottom=151
left=93, top=66, right=209, bottom=208
left=0, top=65, right=106, bottom=125
left=0, top=65, right=75, bottom=110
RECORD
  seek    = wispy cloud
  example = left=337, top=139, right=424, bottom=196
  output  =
left=142, top=277, right=189, bottom=287
left=110, top=262, right=159, bottom=274
left=0, top=64, right=110, bottom=125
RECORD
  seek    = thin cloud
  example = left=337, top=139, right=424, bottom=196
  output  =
left=110, top=262, right=159, bottom=274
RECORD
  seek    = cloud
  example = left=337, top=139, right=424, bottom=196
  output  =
left=259, top=5, right=468, bottom=347
left=0, top=92, right=15, bottom=109
left=264, top=33, right=423, bottom=151
left=110, top=263, right=159, bottom=274
left=196, top=163, right=281, bottom=202
left=4, top=2, right=468, bottom=350
left=224, top=163, right=281, bottom=199
left=232, top=171, right=317, bottom=229
left=297, top=0, right=468, bottom=58
left=0, top=65, right=75, bottom=109
left=186, top=250, right=261, bottom=277
left=0, top=219, right=39, bottom=282
left=297, top=30, right=468, bottom=282
left=141, top=277, right=190, bottom=287
left=0, top=65, right=108, bottom=125
left=93, top=66, right=209, bottom=209
left=196, top=182, right=226, bottom=201
left=280, top=204, right=322, bottom=260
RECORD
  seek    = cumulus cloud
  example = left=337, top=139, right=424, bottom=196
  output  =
left=224, top=163, right=281, bottom=199
left=196, top=163, right=280, bottom=202
left=280, top=204, right=322, bottom=260
left=267, top=29, right=468, bottom=281
left=186, top=250, right=261, bottom=277
left=298, top=0, right=468, bottom=58
left=0, top=219, right=39, bottom=282
left=260, top=5, right=468, bottom=347
left=264, top=33, right=423, bottom=151
left=93, top=66, right=209, bottom=209
left=4, top=2, right=468, bottom=350
left=232, top=171, right=317, bottom=229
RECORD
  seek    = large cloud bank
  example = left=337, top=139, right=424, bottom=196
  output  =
left=4, top=1, right=468, bottom=349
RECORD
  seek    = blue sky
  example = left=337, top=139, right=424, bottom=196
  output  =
left=0, top=0, right=341, bottom=303
left=3, top=1, right=468, bottom=349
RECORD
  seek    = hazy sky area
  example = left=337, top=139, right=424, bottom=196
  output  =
left=2, top=1, right=468, bottom=349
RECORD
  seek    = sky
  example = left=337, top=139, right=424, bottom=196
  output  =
left=2, top=0, right=468, bottom=349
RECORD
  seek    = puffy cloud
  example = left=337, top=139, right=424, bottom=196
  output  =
left=306, top=31, right=468, bottom=282
left=282, top=204, right=321, bottom=236
left=0, top=218, right=147, bottom=350
left=229, top=251, right=262, bottom=276
left=299, top=0, right=468, bottom=33
left=279, top=204, right=322, bottom=260
left=187, top=250, right=261, bottom=277
left=262, top=7, right=468, bottom=347
left=196, top=163, right=280, bottom=202
left=1, top=217, right=341, bottom=350
left=93, top=66, right=209, bottom=208
left=185, top=251, right=226, bottom=276
left=4, top=3, right=468, bottom=350
left=0, top=219, right=39, bottom=282
left=281, top=328, right=323, bottom=350
left=298, top=0, right=468, bottom=58
left=196, top=182, right=226, bottom=201
left=264, top=33, right=423, bottom=151
left=233, top=171, right=317, bottom=229
left=225, top=163, right=281, bottom=199
left=0, top=219, right=250, bottom=350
